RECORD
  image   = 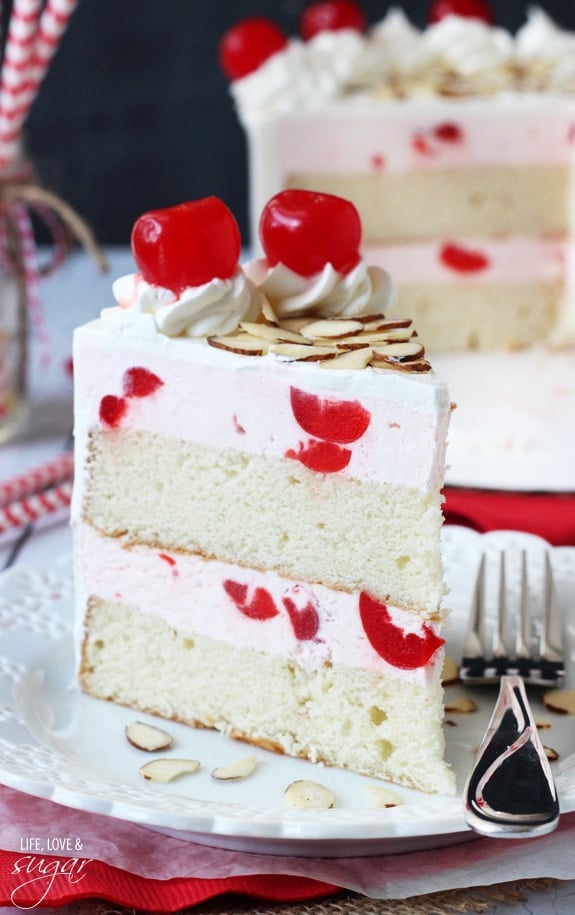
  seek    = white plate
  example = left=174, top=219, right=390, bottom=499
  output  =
left=1, top=527, right=575, bottom=858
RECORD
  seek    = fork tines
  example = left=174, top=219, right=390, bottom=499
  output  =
left=460, top=550, right=565, bottom=687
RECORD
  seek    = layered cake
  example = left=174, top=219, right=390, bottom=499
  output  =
left=220, top=2, right=575, bottom=351
left=219, top=2, right=575, bottom=491
left=73, top=190, right=455, bottom=794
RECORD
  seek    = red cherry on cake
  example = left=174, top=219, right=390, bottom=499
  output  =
left=285, top=439, right=352, bottom=473
left=428, top=0, right=494, bottom=25
left=300, top=1, right=366, bottom=41
left=290, top=387, right=371, bottom=444
left=218, top=17, right=288, bottom=81
left=439, top=242, right=489, bottom=273
left=131, top=197, right=241, bottom=295
left=123, top=367, right=164, bottom=398
left=282, top=595, right=320, bottom=641
left=99, top=395, right=128, bottom=428
left=260, top=189, right=362, bottom=277
left=359, top=593, right=445, bottom=670
left=223, top=580, right=279, bottom=620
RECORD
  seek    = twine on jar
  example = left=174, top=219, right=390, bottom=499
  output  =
left=0, top=165, right=108, bottom=364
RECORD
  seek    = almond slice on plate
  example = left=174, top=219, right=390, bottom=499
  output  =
left=207, top=335, right=269, bottom=356
left=284, top=779, right=335, bottom=809
left=543, top=688, right=575, bottom=715
left=444, top=697, right=478, bottom=714
left=125, top=720, right=174, bottom=752
left=139, top=758, right=201, bottom=783
left=320, top=347, right=373, bottom=370
left=300, top=318, right=364, bottom=340
left=365, top=785, right=403, bottom=808
left=211, top=755, right=258, bottom=780
left=441, top=656, right=460, bottom=686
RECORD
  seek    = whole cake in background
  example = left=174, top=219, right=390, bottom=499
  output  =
left=73, top=189, right=455, bottom=794
left=220, top=1, right=575, bottom=492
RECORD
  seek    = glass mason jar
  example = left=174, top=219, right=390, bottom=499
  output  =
left=0, top=257, right=28, bottom=443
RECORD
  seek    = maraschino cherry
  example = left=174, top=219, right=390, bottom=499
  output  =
left=300, top=1, right=366, bottom=41
left=131, top=197, right=241, bottom=295
left=428, top=0, right=494, bottom=24
left=259, top=189, right=362, bottom=277
left=219, top=17, right=288, bottom=81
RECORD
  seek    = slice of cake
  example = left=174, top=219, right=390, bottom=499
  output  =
left=73, top=190, right=455, bottom=794
left=220, top=2, right=575, bottom=352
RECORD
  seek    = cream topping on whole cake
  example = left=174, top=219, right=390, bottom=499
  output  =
left=231, top=7, right=575, bottom=126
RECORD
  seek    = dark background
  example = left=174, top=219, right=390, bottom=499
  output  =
left=21, top=0, right=575, bottom=247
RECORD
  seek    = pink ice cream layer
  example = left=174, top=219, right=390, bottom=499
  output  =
left=76, top=523, right=444, bottom=689
left=72, top=317, right=449, bottom=495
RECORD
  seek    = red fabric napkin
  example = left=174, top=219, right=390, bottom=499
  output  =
left=443, top=486, right=575, bottom=547
left=0, top=849, right=338, bottom=911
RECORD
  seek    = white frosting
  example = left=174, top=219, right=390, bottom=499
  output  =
left=422, top=15, right=514, bottom=85
left=516, top=8, right=575, bottom=88
left=243, top=258, right=394, bottom=318
left=112, top=270, right=261, bottom=337
left=231, top=7, right=575, bottom=124
left=369, top=9, right=424, bottom=79
left=232, top=30, right=365, bottom=125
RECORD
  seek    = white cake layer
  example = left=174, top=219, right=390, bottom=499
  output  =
left=75, top=522, right=445, bottom=688
left=79, top=597, right=454, bottom=793
left=73, top=316, right=450, bottom=495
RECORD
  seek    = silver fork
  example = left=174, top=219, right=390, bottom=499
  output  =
left=461, top=551, right=564, bottom=687
left=461, top=550, right=563, bottom=838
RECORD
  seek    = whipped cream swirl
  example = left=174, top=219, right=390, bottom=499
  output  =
left=232, top=30, right=365, bottom=123
left=422, top=17, right=513, bottom=88
left=112, top=271, right=261, bottom=337
left=243, top=259, right=394, bottom=319
left=230, top=6, right=575, bottom=117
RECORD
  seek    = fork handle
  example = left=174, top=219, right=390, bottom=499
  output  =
left=464, top=676, right=559, bottom=838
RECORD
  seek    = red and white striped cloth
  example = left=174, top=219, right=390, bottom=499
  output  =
left=0, top=451, right=73, bottom=545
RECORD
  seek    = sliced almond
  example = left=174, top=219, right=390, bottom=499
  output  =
left=544, top=746, right=560, bottom=761
left=335, top=330, right=414, bottom=349
left=300, top=318, right=364, bottom=340
left=139, top=758, right=201, bottom=783
left=371, top=341, right=425, bottom=363
left=125, top=720, right=174, bottom=752
left=534, top=716, right=553, bottom=729
left=284, top=779, right=335, bottom=809
left=207, top=335, right=269, bottom=356
left=269, top=343, right=337, bottom=362
left=277, top=317, right=316, bottom=333
left=320, top=347, right=373, bottom=370
left=359, top=315, right=413, bottom=332
left=441, top=656, right=460, bottom=686
left=211, top=755, right=258, bottom=781
left=444, top=697, right=478, bottom=714
left=543, top=688, right=575, bottom=715
left=261, top=297, right=279, bottom=326
left=366, top=784, right=402, bottom=808
left=371, top=360, right=432, bottom=374
left=239, top=322, right=306, bottom=344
